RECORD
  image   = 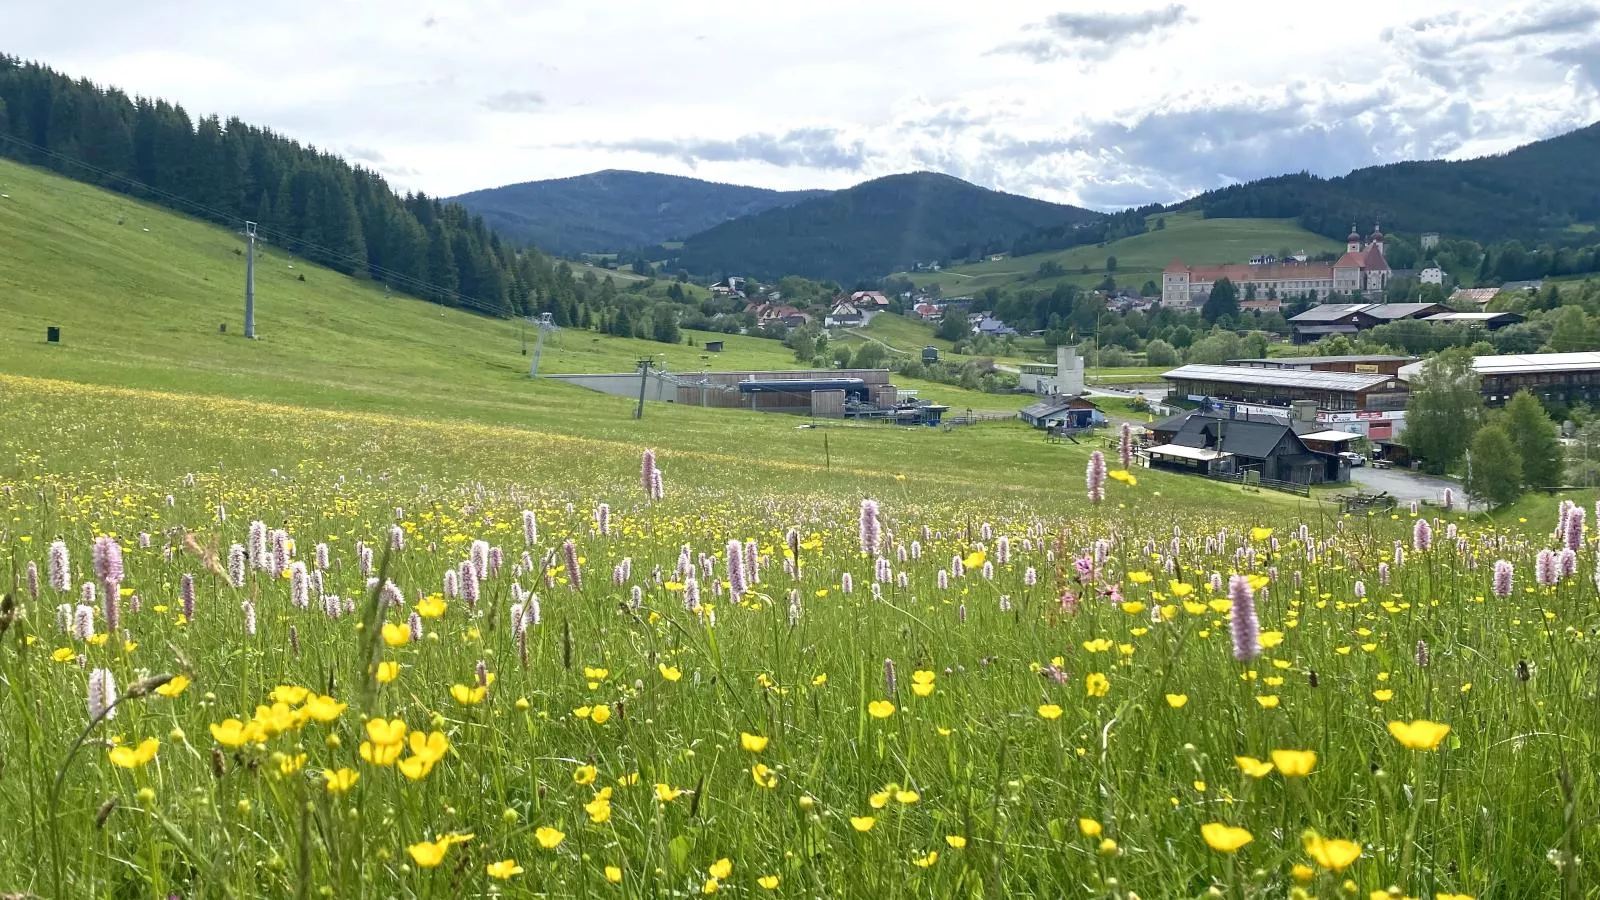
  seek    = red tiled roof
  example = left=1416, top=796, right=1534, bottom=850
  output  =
left=1333, top=251, right=1367, bottom=268
left=1183, top=263, right=1335, bottom=282
left=1163, top=259, right=1188, bottom=274
left=1362, top=245, right=1389, bottom=270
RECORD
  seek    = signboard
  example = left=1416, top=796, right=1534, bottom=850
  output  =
left=1354, top=364, right=1380, bottom=373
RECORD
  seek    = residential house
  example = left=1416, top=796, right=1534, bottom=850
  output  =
left=711, top=276, right=748, bottom=298
left=1448, top=287, right=1501, bottom=307
left=1144, top=409, right=1347, bottom=484
left=974, top=316, right=1019, bottom=337
left=912, top=302, right=944, bottom=321
left=825, top=303, right=866, bottom=328
left=850, top=291, right=891, bottom=310
left=1419, top=263, right=1444, bottom=285
left=748, top=303, right=810, bottom=328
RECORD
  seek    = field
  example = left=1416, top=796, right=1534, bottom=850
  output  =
left=3, top=157, right=1598, bottom=899
left=1, top=373, right=1595, bottom=898
left=899, top=213, right=1345, bottom=295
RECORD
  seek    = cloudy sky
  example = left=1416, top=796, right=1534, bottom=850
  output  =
left=8, top=0, right=1600, bottom=209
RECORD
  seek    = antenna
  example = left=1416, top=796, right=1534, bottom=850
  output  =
left=528, top=312, right=561, bottom=378
left=243, top=221, right=257, bottom=339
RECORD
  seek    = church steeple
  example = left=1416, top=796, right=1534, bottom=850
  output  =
left=1369, top=222, right=1385, bottom=257
left=1347, top=223, right=1362, bottom=254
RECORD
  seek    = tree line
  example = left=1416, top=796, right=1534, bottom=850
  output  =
left=0, top=54, right=640, bottom=331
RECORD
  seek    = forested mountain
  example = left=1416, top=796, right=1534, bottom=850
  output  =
left=1178, top=122, right=1600, bottom=244
left=451, top=170, right=825, bottom=255
left=0, top=55, right=591, bottom=322
left=664, top=172, right=1102, bottom=283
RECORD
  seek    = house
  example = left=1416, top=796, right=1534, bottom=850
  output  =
left=1018, top=396, right=1103, bottom=430
left=1018, top=346, right=1086, bottom=395
left=974, top=316, right=1018, bottom=337
left=913, top=302, right=944, bottom=321
left=1365, top=302, right=1450, bottom=324
left=1419, top=263, right=1444, bottom=285
left=749, top=303, right=810, bottom=328
left=850, top=291, right=891, bottom=309
left=1143, top=409, right=1347, bottom=484
left=1448, top=287, right=1501, bottom=307
left=711, top=276, right=748, bottom=298
left=1422, top=311, right=1525, bottom=330
left=1239, top=297, right=1283, bottom=313
left=825, top=303, right=866, bottom=328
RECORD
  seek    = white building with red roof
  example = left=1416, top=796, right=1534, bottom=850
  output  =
left=1161, top=224, right=1393, bottom=309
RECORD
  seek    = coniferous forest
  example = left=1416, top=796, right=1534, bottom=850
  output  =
left=0, top=55, right=598, bottom=323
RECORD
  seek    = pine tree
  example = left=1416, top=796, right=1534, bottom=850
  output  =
left=1202, top=278, right=1239, bottom=323
left=1501, top=390, right=1563, bottom=489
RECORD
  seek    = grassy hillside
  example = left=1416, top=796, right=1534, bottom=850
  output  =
left=901, top=212, right=1344, bottom=295
left=2, top=156, right=1269, bottom=500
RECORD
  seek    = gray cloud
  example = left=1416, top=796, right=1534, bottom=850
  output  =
left=1042, top=5, right=1191, bottom=41
left=346, top=145, right=386, bottom=163
left=573, top=127, right=868, bottom=170
left=482, top=89, right=547, bottom=113
left=1386, top=2, right=1600, bottom=88
left=1550, top=40, right=1600, bottom=88
left=992, top=4, right=1192, bottom=62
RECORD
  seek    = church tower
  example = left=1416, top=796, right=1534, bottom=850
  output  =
left=1368, top=223, right=1385, bottom=258
left=1347, top=224, right=1362, bottom=254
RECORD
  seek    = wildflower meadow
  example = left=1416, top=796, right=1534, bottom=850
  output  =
left=0, top=376, right=1595, bottom=899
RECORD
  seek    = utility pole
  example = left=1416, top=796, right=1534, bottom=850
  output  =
left=243, top=221, right=257, bottom=339
left=634, top=357, right=652, bottom=419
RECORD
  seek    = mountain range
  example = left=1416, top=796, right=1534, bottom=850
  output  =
left=451, top=170, right=825, bottom=255
left=458, top=121, right=1600, bottom=284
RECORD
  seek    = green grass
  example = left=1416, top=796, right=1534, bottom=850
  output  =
left=898, top=212, right=1345, bottom=295
left=0, top=150, right=1591, bottom=900
left=0, top=373, right=1587, bottom=898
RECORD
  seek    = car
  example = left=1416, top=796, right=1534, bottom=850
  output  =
left=1339, top=451, right=1367, bottom=468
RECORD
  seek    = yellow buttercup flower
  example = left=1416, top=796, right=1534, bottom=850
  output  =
left=1037, top=704, right=1063, bottom=720
left=945, top=835, right=967, bottom=849
left=155, top=674, right=191, bottom=698
left=573, top=764, right=598, bottom=785
left=1078, top=818, right=1102, bottom=838
left=740, top=732, right=769, bottom=753
left=1165, top=693, right=1189, bottom=708
left=1085, top=672, right=1109, bottom=697
left=659, top=663, right=682, bottom=682
left=450, top=683, right=486, bottom=705
left=850, top=816, right=876, bottom=832
left=751, top=763, right=778, bottom=788
left=1388, top=719, right=1451, bottom=751
left=1302, top=830, right=1362, bottom=871
left=380, top=623, right=410, bottom=647
left=758, top=875, right=780, bottom=889
left=709, top=858, right=732, bottom=879
left=415, top=595, right=447, bottom=618
left=1235, top=756, right=1275, bottom=778
left=606, top=866, right=624, bottom=884
left=302, top=694, right=347, bottom=723
left=1271, top=749, right=1317, bottom=777
left=534, top=826, right=566, bottom=849
left=912, top=850, right=938, bottom=867
left=486, top=859, right=523, bottom=879
left=655, top=783, right=685, bottom=802
left=374, top=661, right=400, bottom=684
left=1200, top=822, right=1253, bottom=853
left=911, top=670, right=936, bottom=696
left=324, top=768, right=359, bottom=794
left=108, top=737, right=159, bottom=769
left=867, top=700, right=896, bottom=719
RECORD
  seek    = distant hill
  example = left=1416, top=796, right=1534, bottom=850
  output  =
left=1178, top=121, right=1600, bottom=244
left=666, top=172, right=1102, bottom=283
left=451, top=170, right=825, bottom=255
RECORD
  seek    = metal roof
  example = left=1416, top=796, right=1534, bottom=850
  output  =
left=1147, top=443, right=1233, bottom=462
left=1162, top=364, right=1398, bottom=393
left=1229, top=355, right=1414, bottom=366
left=1289, top=304, right=1374, bottom=323
left=1422, top=312, right=1521, bottom=322
left=1366, top=303, right=1444, bottom=320
left=1298, top=429, right=1362, bottom=442
left=1292, top=324, right=1362, bottom=335
left=1471, top=352, right=1600, bottom=375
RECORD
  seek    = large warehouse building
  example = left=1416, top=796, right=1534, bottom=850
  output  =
left=1162, top=363, right=1409, bottom=440
left=1399, top=352, right=1600, bottom=407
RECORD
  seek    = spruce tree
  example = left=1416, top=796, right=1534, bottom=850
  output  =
left=1466, top=424, right=1523, bottom=509
left=1501, top=390, right=1563, bottom=489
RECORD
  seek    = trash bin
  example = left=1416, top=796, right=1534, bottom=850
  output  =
left=46, top=326, right=60, bottom=343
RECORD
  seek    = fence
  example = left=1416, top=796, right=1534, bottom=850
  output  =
left=1197, top=471, right=1313, bottom=497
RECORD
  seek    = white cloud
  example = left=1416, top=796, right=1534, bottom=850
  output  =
left=3, top=0, right=1597, bottom=209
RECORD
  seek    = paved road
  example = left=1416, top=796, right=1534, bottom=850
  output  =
left=1349, top=466, right=1461, bottom=505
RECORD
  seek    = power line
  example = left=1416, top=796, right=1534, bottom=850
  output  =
left=0, top=132, right=523, bottom=318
